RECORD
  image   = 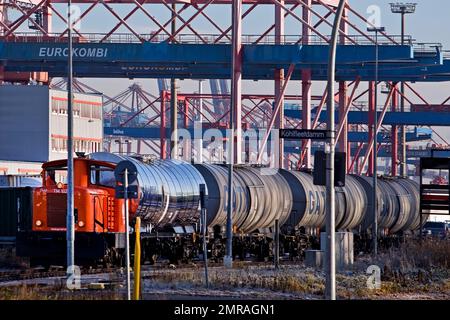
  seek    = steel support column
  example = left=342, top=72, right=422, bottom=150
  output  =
left=360, top=86, right=395, bottom=175
left=43, top=4, right=53, bottom=33
left=183, top=99, right=190, bottom=160
left=231, top=0, right=242, bottom=165
left=137, top=139, right=142, bottom=154
left=301, top=0, right=312, bottom=169
left=338, top=1, right=348, bottom=171
left=224, top=0, right=242, bottom=269
left=367, top=82, right=375, bottom=176
left=391, top=84, right=398, bottom=176
left=258, top=64, right=295, bottom=164
left=275, top=0, right=285, bottom=169
left=160, top=92, right=167, bottom=159
left=338, top=81, right=348, bottom=169
left=170, top=3, right=178, bottom=159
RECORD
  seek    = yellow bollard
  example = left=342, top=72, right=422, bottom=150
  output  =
left=133, top=217, right=141, bottom=300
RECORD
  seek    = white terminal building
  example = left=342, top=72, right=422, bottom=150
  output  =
left=0, top=85, right=103, bottom=176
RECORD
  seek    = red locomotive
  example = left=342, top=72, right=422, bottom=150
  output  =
left=16, top=157, right=129, bottom=267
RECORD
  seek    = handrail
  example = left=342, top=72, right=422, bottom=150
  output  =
left=0, top=32, right=414, bottom=46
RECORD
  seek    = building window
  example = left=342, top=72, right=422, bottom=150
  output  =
left=81, top=103, right=91, bottom=118
left=92, top=106, right=102, bottom=119
left=73, top=102, right=81, bottom=117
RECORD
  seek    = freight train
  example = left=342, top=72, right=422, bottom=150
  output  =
left=0, top=152, right=426, bottom=267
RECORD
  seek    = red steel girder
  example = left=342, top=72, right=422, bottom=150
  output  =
left=257, top=63, right=295, bottom=164
left=43, top=0, right=339, bottom=4
left=359, top=84, right=395, bottom=175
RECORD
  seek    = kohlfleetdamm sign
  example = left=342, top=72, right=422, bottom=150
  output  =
left=279, top=129, right=331, bottom=140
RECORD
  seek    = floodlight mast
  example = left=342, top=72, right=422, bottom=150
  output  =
left=390, top=3, right=417, bottom=14
left=390, top=3, right=417, bottom=177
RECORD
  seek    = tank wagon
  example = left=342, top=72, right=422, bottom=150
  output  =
left=1, top=152, right=424, bottom=266
left=88, top=152, right=424, bottom=263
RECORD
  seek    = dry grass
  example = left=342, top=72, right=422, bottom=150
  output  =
left=144, top=239, right=450, bottom=299
left=0, top=283, right=124, bottom=300
left=145, top=265, right=326, bottom=296
left=381, top=239, right=450, bottom=272
left=343, top=239, right=450, bottom=299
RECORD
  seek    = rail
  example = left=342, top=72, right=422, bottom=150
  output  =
left=444, top=50, right=450, bottom=59
left=0, top=32, right=413, bottom=46
left=414, top=42, right=443, bottom=55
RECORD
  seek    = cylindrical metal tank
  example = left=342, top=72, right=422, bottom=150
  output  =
left=335, top=176, right=367, bottom=230
left=280, top=171, right=366, bottom=231
left=396, top=178, right=427, bottom=231
left=352, top=175, right=422, bottom=233
left=193, top=163, right=248, bottom=229
left=91, top=153, right=206, bottom=227
left=194, top=164, right=292, bottom=233
left=120, top=158, right=206, bottom=226
left=387, top=179, right=414, bottom=233
left=278, top=170, right=326, bottom=229
left=352, top=175, right=393, bottom=230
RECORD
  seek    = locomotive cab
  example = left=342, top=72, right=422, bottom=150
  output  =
left=32, top=158, right=125, bottom=234
left=16, top=158, right=126, bottom=267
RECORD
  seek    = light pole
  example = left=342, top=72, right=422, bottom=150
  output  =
left=325, top=0, right=346, bottom=301
left=66, top=0, right=75, bottom=279
left=390, top=3, right=417, bottom=177
left=367, top=26, right=385, bottom=256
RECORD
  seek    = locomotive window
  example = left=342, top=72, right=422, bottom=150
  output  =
left=44, top=166, right=67, bottom=186
left=90, top=165, right=115, bottom=188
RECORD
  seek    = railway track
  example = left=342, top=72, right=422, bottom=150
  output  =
left=0, top=267, right=116, bottom=284
left=0, top=255, right=307, bottom=285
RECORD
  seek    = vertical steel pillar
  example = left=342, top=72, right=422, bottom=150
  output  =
left=126, top=140, right=132, bottom=155
left=196, top=80, right=204, bottom=163
left=338, top=81, right=348, bottom=170
left=137, top=139, right=142, bottom=154
left=160, top=92, right=167, bottom=159
left=301, top=0, right=312, bottom=169
left=170, top=3, right=178, bottom=160
left=391, top=85, right=398, bottom=176
left=43, top=5, right=52, bottom=33
left=231, top=1, right=242, bottom=165
left=183, top=99, right=190, bottom=161
left=367, top=82, right=375, bottom=176
left=338, top=1, right=348, bottom=171
left=0, top=5, right=5, bottom=35
left=275, top=0, right=285, bottom=169
left=224, top=0, right=242, bottom=269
